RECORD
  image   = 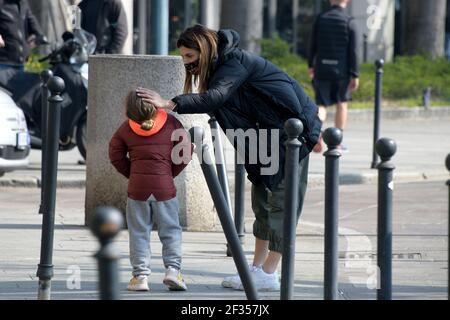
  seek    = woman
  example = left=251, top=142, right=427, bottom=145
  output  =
left=137, top=24, right=322, bottom=292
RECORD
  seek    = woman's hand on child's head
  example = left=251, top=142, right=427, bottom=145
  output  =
left=136, top=87, right=163, bottom=107
left=136, top=87, right=175, bottom=111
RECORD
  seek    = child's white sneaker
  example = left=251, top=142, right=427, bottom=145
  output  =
left=221, top=264, right=262, bottom=289
left=127, top=275, right=149, bottom=291
left=163, top=266, right=187, bottom=291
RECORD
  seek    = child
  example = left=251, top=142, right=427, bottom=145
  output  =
left=109, top=90, right=193, bottom=291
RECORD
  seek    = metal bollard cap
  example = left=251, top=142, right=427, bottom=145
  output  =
left=375, top=59, right=385, bottom=69
left=323, top=127, right=343, bottom=148
left=446, top=154, right=450, bottom=172
left=40, top=70, right=53, bottom=83
left=375, top=138, right=397, bottom=161
left=90, top=207, right=124, bottom=243
left=284, top=118, right=304, bottom=139
left=47, top=76, right=65, bottom=95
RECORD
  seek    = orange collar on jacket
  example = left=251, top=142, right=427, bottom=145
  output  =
left=128, top=109, right=168, bottom=137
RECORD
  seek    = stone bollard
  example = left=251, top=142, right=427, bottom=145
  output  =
left=90, top=206, right=124, bottom=300
left=280, top=119, right=303, bottom=300
left=323, top=127, right=343, bottom=300
left=375, top=137, right=396, bottom=300
left=85, top=55, right=216, bottom=231
left=36, top=76, right=64, bottom=300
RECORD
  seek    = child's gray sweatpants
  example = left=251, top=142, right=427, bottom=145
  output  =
left=126, top=196, right=182, bottom=277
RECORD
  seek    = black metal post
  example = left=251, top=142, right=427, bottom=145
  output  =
left=184, top=0, right=192, bottom=30
left=38, top=69, right=53, bottom=215
left=363, top=34, right=368, bottom=63
left=446, top=153, right=450, bottom=300
left=199, top=0, right=207, bottom=25
left=375, top=138, right=396, bottom=300
left=422, top=87, right=431, bottom=109
left=292, top=0, right=299, bottom=54
left=314, top=0, right=322, bottom=14
left=89, top=207, right=124, bottom=300
left=36, top=76, right=64, bottom=300
left=268, top=0, right=277, bottom=38
left=371, top=59, right=384, bottom=169
left=208, top=116, right=234, bottom=256
left=323, top=128, right=343, bottom=300
left=280, top=119, right=303, bottom=300
left=235, top=159, right=246, bottom=245
left=189, top=127, right=258, bottom=300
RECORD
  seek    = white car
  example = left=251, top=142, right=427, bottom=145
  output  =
left=0, top=88, right=30, bottom=177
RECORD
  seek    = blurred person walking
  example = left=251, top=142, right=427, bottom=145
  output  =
left=309, top=0, right=360, bottom=152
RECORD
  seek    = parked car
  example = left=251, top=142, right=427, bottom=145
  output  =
left=0, top=88, right=30, bottom=177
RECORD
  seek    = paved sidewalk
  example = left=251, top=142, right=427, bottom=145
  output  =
left=0, top=110, right=448, bottom=300
left=0, top=180, right=447, bottom=300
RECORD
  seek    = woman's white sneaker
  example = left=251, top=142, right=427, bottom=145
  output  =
left=221, top=264, right=262, bottom=289
left=237, top=268, right=280, bottom=292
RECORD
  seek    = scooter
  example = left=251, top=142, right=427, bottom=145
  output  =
left=0, top=28, right=95, bottom=160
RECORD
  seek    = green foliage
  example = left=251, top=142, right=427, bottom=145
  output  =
left=169, top=48, right=180, bottom=56
left=259, top=34, right=293, bottom=61
left=259, top=34, right=315, bottom=98
left=260, top=36, right=450, bottom=107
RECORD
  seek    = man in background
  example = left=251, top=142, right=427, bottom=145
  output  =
left=309, top=0, right=360, bottom=152
left=78, top=0, right=128, bottom=54
left=0, top=0, right=47, bottom=71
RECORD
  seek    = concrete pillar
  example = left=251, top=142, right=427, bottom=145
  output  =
left=150, top=0, right=169, bottom=55
left=137, top=0, right=147, bottom=54
left=221, top=0, right=263, bottom=54
left=200, top=0, right=222, bottom=30
left=85, top=55, right=217, bottom=231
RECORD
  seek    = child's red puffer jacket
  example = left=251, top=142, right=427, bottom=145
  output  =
left=109, top=110, right=193, bottom=201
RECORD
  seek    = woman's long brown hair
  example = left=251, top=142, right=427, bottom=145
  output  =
left=177, top=24, right=219, bottom=94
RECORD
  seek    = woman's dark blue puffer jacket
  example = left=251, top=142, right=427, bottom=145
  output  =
left=173, top=29, right=322, bottom=191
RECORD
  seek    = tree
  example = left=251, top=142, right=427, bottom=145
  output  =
left=403, top=0, right=447, bottom=58
left=220, top=0, right=263, bottom=54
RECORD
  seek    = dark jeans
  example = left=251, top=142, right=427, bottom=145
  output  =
left=0, top=64, right=24, bottom=72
